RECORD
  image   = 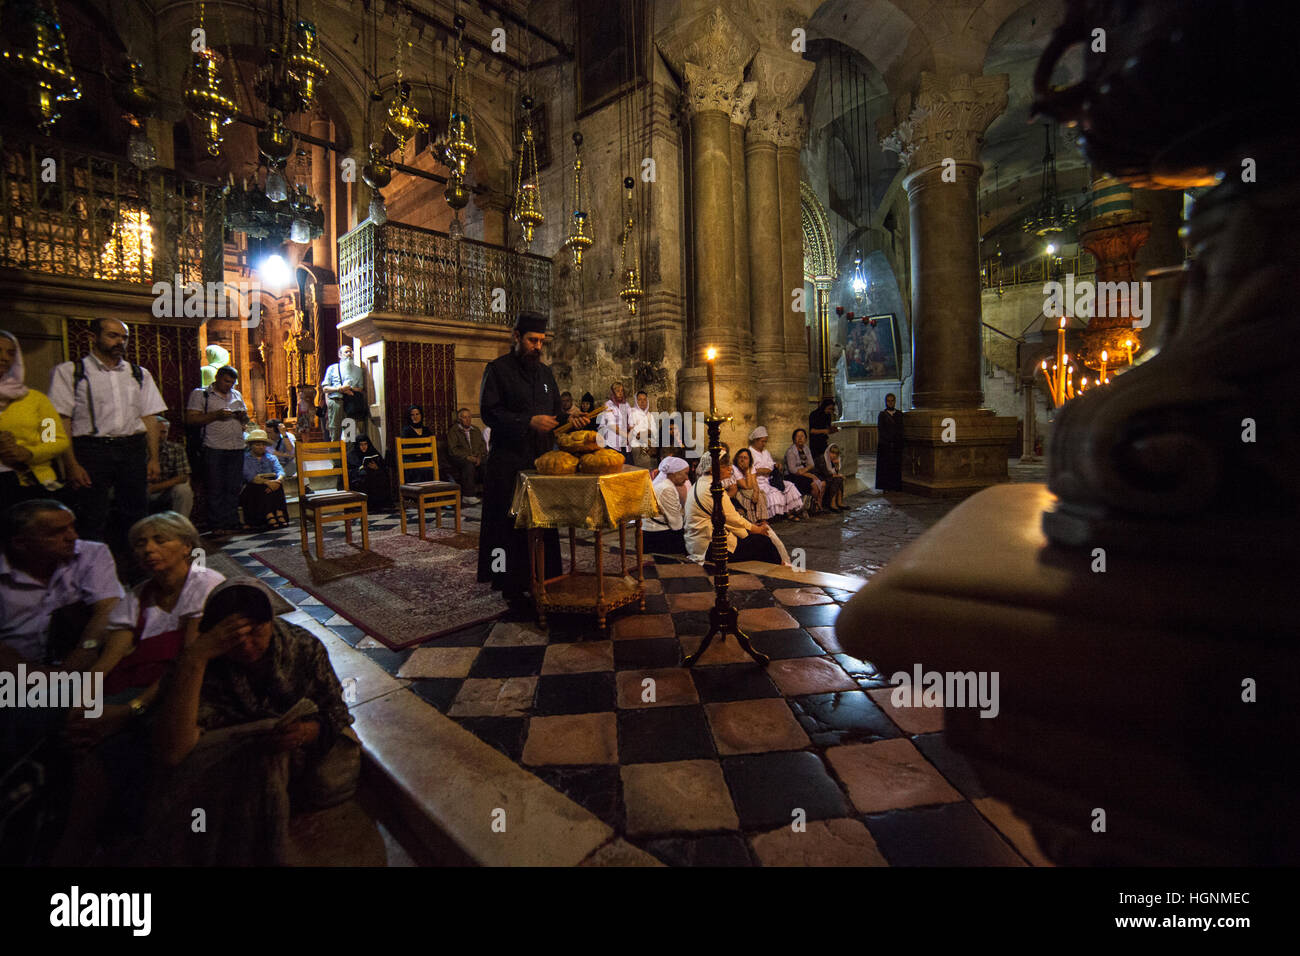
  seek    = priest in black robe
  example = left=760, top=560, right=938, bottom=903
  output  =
left=476, top=312, right=590, bottom=604
left=876, top=392, right=905, bottom=491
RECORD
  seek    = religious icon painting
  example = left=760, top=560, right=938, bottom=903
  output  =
left=844, top=313, right=901, bottom=382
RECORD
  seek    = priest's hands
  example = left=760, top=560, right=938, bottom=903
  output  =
left=530, top=415, right=559, bottom=432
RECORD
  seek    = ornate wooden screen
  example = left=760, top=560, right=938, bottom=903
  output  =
left=65, top=319, right=201, bottom=430
left=383, top=340, right=456, bottom=455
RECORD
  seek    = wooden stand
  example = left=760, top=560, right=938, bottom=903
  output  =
left=529, top=520, right=647, bottom=632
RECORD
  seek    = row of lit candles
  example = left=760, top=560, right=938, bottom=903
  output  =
left=1039, top=318, right=1135, bottom=406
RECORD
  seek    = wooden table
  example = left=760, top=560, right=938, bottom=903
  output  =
left=511, top=467, right=660, bottom=631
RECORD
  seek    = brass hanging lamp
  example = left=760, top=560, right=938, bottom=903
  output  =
left=563, top=131, right=593, bottom=270
left=512, top=95, right=544, bottom=249
left=0, top=0, right=82, bottom=131
left=384, top=77, right=426, bottom=153
left=286, top=19, right=328, bottom=112
left=618, top=176, right=643, bottom=316
left=183, top=4, right=236, bottom=157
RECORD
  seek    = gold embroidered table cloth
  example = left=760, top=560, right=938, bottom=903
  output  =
left=511, top=466, right=660, bottom=530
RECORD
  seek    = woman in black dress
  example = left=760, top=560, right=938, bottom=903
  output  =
left=348, top=435, right=392, bottom=510
left=808, top=397, right=838, bottom=461
left=400, top=404, right=435, bottom=482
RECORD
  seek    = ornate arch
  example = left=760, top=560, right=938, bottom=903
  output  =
left=801, top=180, right=837, bottom=281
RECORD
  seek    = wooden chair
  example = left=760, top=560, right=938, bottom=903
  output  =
left=295, top=440, right=369, bottom=557
left=396, top=435, right=461, bottom=537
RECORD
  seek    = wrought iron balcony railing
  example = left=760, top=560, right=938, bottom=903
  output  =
left=0, top=131, right=223, bottom=286
left=981, top=252, right=1096, bottom=291
left=338, top=219, right=551, bottom=327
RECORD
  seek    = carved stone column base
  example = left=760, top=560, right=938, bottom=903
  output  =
left=755, top=371, right=810, bottom=459
left=836, top=483, right=1298, bottom=865
left=899, top=409, right=1018, bottom=497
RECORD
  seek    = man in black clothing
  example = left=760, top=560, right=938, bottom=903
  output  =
left=476, top=313, right=590, bottom=604
left=876, top=392, right=905, bottom=491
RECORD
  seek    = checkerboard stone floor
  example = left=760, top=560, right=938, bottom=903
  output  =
left=217, top=485, right=1049, bottom=867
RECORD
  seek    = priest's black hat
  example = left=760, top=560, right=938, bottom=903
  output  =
left=515, top=311, right=548, bottom=334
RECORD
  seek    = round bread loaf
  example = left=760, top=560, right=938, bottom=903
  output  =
left=557, top=429, right=600, bottom=454
left=535, top=450, right=580, bottom=475
left=579, top=448, right=625, bottom=475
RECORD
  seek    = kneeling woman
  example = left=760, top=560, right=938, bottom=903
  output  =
left=148, top=580, right=359, bottom=865
left=643, top=456, right=690, bottom=554
left=683, top=451, right=783, bottom=565
left=241, top=428, right=290, bottom=529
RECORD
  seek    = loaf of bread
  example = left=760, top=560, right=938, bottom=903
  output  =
left=557, top=429, right=600, bottom=454
left=534, top=450, right=580, bottom=475
left=579, top=448, right=625, bottom=475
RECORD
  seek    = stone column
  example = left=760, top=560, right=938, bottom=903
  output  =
left=730, top=85, right=756, bottom=360
left=745, top=109, right=783, bottom=411
left=310, top=116, right=333, bottom=272
left=658, top=8, right=757, bottom=451
left=476, top=190, right=511, bottom=248
left=881, top=72, right=1018, bottom=495
left=746, top=50, right=814, bottom=447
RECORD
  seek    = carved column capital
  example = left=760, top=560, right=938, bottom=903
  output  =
left=658, top=5, right=758, bottom=118
left=731, top=81, right=757, bottom=126
left=749, top=106, right=781, bottom=145
left=880, top=71, right=1009, bottom=171
left=751, top=50, right=815, bottom=112
left=773, top=104, right=807, bottom=150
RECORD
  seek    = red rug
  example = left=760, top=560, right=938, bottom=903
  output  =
left=252, top=530, right=501, bottom=649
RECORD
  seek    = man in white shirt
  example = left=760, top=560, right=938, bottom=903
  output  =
left=643, top=456, right=689, bottom=555
left=627, top=390, right=655, bottom=468
left=596, top=381, right=632, bottom=462
left=185, top=365, right=249, bottom=534
left=321, top=344, right=368, bottom=440
left=47, top=319, right=168, bottom=550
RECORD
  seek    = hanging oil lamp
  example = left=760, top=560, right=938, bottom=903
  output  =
left=0, top=0, right=82, bottom=131
left=286, top=19, right=328, bottom=112
left=384, top=76, right=426, bottom=153
left=443, top=15, right=476, bottom=183
left=563, top=131, right=593, bottom=270
left=512, top=95, right=544, bottom=248
left=185, top=48, right=237, bottom=157
left=618, top=176, right=643, bottom=316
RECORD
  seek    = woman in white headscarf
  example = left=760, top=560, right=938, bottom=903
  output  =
left=683, top=451, right=790, bottom=566
left=643, top=455, right=690, bottom=554
left=747, top=426, right=804, bottom=520
left=0, top=329, right=70, bottom=503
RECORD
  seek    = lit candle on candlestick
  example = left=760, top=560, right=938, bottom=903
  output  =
left=1100, top=349, right=1108, bottom=387
left=1056, top=318, right=1067, bottom=406
left=705, top=347, right=717, bottom=411
left=1124, top=339, right=1134, bottom=365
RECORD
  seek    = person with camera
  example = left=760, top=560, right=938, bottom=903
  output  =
left=185, top=365, right=249, bottom=536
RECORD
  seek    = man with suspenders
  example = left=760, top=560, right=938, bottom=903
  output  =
left=47, top=319, right=166, bottom=553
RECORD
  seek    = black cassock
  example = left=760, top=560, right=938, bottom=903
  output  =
left=476, top=350, right=563, bottom=597
left=876, top=407, right=904, bottom=491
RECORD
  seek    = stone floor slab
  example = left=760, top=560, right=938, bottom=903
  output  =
left=749, top=817, right=889, bottom=867
left=621, top=760, right=739, bottom=836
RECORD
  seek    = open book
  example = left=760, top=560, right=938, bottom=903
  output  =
left=192, top=698, right=318, bottom=751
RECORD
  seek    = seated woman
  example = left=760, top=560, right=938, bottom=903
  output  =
left=264, top=419, right=300, bottom=492
left=730, top=447, right=769, bottom=525
left=784, top=429, right=826, bottom=516
left=147, top=580, right=359, bottom=865
left=51, top=511, right=226, bottom=864
left=349, top=434, right=392, bottom=510
left=822, top=443, right=847, bottom=512
left=241, top=429, right=290, bottom=529
left=399, top=405, right=435, bottom=483
left=642, top=456, right=690, bottom=555
left=578, top=392, right=596, bottom=415
left=747, top=426, right=804, bottom=521
left=683, top=451, right=782, bottom=565
left=0, top=329, right=70, bottom=504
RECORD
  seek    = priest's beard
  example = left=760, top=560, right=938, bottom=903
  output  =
left=519, top=349, right=541, bottom=367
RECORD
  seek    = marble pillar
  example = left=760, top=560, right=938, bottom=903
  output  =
left=657, top=7, right=757, bottom=453
left=476, top=190, right=511, bottom=248
left=730, top=85, right=756, bottom=360
left=772, top=106, right=811, bottom=447
left=882, top=72, right=1019, bottom=496
left=745, top=110, right=783, bottom=424
left=310, top=117, right=333, bottom=272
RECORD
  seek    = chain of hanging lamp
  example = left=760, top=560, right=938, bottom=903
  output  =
left=443, top=12, right=476, bottom=235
